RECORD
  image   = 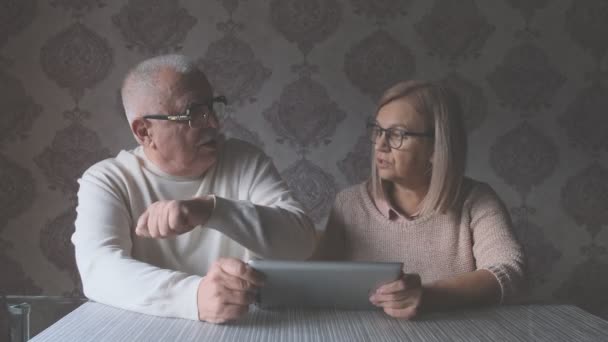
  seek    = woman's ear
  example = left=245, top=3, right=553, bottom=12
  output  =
left=132, top=118, right=153, bottom=146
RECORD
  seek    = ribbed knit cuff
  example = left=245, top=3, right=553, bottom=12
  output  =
left=482, top=265, right=512, bottom=304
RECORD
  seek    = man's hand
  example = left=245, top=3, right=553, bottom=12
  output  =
left=135, top=197, right=214, bottom=238
left=370, top=273, right=422, bottom=319
left=197, top=258, right=264, bottom=324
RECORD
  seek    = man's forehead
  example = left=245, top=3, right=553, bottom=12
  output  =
left=124, top=67, right=213, bottom=113
left=151, top=72, right=212, bottom=101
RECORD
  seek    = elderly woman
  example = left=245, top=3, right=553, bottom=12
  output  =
left=317, top=81, right=525, bottom=319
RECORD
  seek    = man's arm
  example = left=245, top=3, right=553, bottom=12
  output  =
left=72, top=173, right=202, bottom=320
left=206, top=151, right=317, bottom=259
left=312, top=198, right=347, bottom=260
left=134, top=151, right=317, bottom=259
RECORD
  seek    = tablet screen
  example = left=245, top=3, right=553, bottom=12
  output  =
left=247, top=260, right=403, bottom=310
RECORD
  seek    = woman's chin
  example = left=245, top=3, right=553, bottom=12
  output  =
left=377, top=170, right=396, bottom=181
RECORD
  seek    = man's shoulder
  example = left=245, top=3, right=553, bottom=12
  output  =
left=82, top=148, right=140, bottom=181
left=219, top=138, right=268, bottom=166
left=222, top=137, right=264, bottom=156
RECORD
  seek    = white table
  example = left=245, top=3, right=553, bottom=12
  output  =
left=30, top=302, right=608, bottom=341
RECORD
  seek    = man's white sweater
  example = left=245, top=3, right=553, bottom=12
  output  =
left=72, top=138, right=316, bottom=320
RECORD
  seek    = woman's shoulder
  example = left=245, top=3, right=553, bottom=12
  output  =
left=332, top=182, right=373, bottom=211
left=335, top=182, right=369, bottom=201
left=460, top=177, right=508, bottom=213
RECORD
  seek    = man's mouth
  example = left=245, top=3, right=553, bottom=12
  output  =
left=198, top=128, right=219, bottom=147
left=200, top=139, right=217, bottom=148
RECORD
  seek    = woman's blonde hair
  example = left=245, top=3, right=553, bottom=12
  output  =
left=370, top=80, right=467, bottom=215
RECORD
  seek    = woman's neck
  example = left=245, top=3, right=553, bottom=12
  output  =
left=388, top=181, right=429, bottom=218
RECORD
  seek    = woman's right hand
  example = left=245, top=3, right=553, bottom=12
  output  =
left=369, top=273, right=423, bottom=319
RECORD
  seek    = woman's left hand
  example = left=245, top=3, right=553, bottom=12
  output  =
left=369, top=273, right=423, bottom=319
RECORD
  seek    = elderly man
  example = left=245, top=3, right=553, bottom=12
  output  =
left=72, top=54, right=316, bottom=323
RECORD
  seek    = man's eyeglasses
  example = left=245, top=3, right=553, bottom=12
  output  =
left=366, top=121, right=434, bottom=149
left=143, top=96, right=227, bottom=128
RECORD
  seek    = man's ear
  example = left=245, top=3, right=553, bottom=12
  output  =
left=132, top=118, right=153, bottom=147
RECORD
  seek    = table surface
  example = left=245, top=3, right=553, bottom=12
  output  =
left=30, top=302, right=608, bottom=342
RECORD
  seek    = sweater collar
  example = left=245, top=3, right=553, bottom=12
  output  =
left=372, top=181, right=420, bottom=222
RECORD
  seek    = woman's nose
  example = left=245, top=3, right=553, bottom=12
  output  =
left=375, top=133, right=391, bottom=151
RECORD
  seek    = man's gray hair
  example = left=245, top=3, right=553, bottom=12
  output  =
left=121, top=54, right=200, bottom=123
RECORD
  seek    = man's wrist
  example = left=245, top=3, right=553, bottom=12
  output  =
left=187, top=195, right=215, bottom=227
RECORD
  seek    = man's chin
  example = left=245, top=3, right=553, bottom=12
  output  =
left=190, top=157, right=217, bottom=177
left=198, top=140, right=219, bottom=151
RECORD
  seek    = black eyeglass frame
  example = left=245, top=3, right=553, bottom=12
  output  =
left=366, top=121, right=434, bottom=149
left=143, top=95, right=227, bottom=128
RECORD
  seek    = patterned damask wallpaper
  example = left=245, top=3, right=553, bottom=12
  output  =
left=1, top=0, right=607, bottom=318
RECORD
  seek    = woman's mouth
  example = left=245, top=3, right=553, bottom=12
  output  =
left=376, top=158, right=391, bottom=169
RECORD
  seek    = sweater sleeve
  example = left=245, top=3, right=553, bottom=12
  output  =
left=72, top=169, right=202, bottom=321
left=469, top=183, right=527, bottom=304
left=204, top=151, right=317, bottom=260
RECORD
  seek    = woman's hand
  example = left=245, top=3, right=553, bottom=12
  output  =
left=370, top=273, right=423, bottom=319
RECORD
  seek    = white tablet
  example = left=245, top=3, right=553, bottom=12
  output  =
left=247, top=260, right=403, bottom=310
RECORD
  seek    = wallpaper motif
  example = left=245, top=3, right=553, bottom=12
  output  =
left=487, top=43, right=565, bottom=112
left=560, top=163, right=608, bottom=237
left=39, top=206, right=82, bottom=296
left=0, top=69, right=42, bottom=145
left=270, top=0, right=342, bottom=55
left=490, top=121, right=559, bottom=198
left=338, top=135, right=371, bottom=186
left=0, top=0, right=606, bottom=319
left=198, top=1, right=270, bottom=148
left=415, top=0, right=494, bottom=64
left=512, top=218, right=561, bottom=285
left=266, top=0, right=344, bottom=223
left=40, top=22, right=113, bottom=102
left=439, top=72, right=487, bottom=133
left=565, top=0, right=608, bottom=61
left=264, top=77, right=346, bottom=149
left=507, top=0, right=551, bottom=24
left=344, top=29, right=415, bottom=101
left=112, top=0, right=196, bottom=54
left=554, top=245, right=608, bottom=318
left=49, top=0, right=105, bottom=17
left=0, top=0, right=36, bottom=50
left=0, top=154, right=35, bottom=230
left=35, top=118, right=112, bottom=197
left=349, top=0, right=411, bottom=25
left=559, top=85, right=608, bottom=154
left=0, top=242, right=42, bottom=295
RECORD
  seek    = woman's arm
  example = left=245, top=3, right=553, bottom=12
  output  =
left=372, top=183, right=526, bottom=318
left=421, top=269, right=501, bottom=312
left=370, top=270, right=500, bottom=318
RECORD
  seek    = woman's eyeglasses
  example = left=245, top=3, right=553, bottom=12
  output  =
left=366, top=121, right=433, bottom=149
